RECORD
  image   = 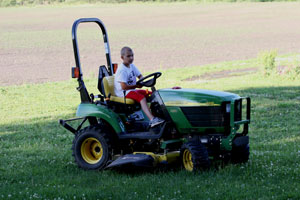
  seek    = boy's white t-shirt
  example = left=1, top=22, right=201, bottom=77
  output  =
left=114, top=63, right=141, bottom=97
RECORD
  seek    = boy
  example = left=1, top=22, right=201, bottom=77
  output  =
left=114, top=46, right=164, bottom=127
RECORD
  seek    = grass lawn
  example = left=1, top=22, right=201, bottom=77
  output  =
left=0, top=55, right=300, bottom=199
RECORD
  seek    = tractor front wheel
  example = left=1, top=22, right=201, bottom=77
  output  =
left=72, top=126, right=112, bottom=170
left=180, top=141, right=210, bottom=172
left=231, top=144, right=250, bottom=164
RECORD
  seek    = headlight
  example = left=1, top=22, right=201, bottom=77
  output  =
left=226, top=103, right=231, bottom=113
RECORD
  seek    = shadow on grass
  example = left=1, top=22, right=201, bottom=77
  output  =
left=0, top=86, right=299, bottom=177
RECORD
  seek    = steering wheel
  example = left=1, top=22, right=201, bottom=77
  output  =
left=136, top=72, right=162, bottom=87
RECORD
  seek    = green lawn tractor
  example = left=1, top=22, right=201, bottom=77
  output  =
left=59, top=18, right=251, bottom=172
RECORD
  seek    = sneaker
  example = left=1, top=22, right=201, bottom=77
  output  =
left=149, top=117, right=165, bottom=128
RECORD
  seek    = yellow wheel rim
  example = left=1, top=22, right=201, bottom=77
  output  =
left=81, top=137, right=103, bottom=164
left=183, top=149, right=193, bottom=172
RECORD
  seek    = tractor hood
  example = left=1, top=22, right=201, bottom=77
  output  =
left=158, top=88, right=240, bottom=106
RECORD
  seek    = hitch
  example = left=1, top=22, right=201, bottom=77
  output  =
left=59, top=117, right=87, bottom=134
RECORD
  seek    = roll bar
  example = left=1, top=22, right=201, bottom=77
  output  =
left=71, top=18, right=113, bottom=103
left=72, top=18, right=113, bottom=77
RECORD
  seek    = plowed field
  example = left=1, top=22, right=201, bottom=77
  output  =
left=1, top=2, right=300, bottom=85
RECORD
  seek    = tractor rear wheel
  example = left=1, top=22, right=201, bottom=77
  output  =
left=72, top=125, right=112, bottom=170
left=180, top=141, right=210, bottom=172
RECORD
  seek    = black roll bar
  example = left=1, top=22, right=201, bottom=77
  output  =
left=71, top=18, right=113, bottom=103
left=72, top=18, right=113, bottom=76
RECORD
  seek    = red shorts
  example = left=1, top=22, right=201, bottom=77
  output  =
left=126, top=90, right=152, bottom=103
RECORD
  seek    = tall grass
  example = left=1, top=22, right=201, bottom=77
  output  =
left=258, top=49, right=278, bottom=76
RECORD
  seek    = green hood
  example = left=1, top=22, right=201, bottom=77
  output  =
left=158, top=88, right=239, bottom=106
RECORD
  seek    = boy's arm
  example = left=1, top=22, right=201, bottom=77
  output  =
left=120, top=82, right=142, bottom=90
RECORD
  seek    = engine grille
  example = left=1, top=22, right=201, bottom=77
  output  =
left=181, top=106, right=227, bottom=127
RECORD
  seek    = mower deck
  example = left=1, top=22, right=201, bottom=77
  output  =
left=106, top=151, right=180, bottom=169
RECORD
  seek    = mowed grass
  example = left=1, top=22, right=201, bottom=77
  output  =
left=1, top=56, right=300, bottom=199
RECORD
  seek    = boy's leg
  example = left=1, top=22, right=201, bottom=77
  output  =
left=126, top=90, right=164, bottom=127
left=140, top=98, right=154, bottom=121
left=126, top=91, right=154, bottom=120
left=135, top=89, right=152, bottom=97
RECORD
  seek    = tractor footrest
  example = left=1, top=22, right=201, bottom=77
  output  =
left=119, top=122, right=166, bottom=139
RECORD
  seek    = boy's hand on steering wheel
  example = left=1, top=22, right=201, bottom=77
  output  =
left=136, top=84, right=143, bottom=89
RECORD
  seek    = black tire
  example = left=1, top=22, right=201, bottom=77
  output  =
left=231, top=144, right=250, bottom=164
left=180, top=141, right=210, bottom=172
left=72, top=126, right=112, bottom=170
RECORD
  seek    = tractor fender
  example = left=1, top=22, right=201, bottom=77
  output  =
left=76, top=103, right=125, bottom=134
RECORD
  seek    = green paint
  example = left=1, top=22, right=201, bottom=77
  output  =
left=160, top=88, right=239, bottom=135
left=159, top=89, right=236, bottom=134
left=76, top=103, right=123, bottom=133
left=165, top=106, right=225, bottom=133
left=159, top=88, right=239, bottom=106
left=160, top=138, right=186, bottom=149
left=159, top=90, right=251, bottom=151
left=166, top=107, right=191, bottom=132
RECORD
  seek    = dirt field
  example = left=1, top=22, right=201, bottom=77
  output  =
left=1, top=2, right=300, bottom=86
